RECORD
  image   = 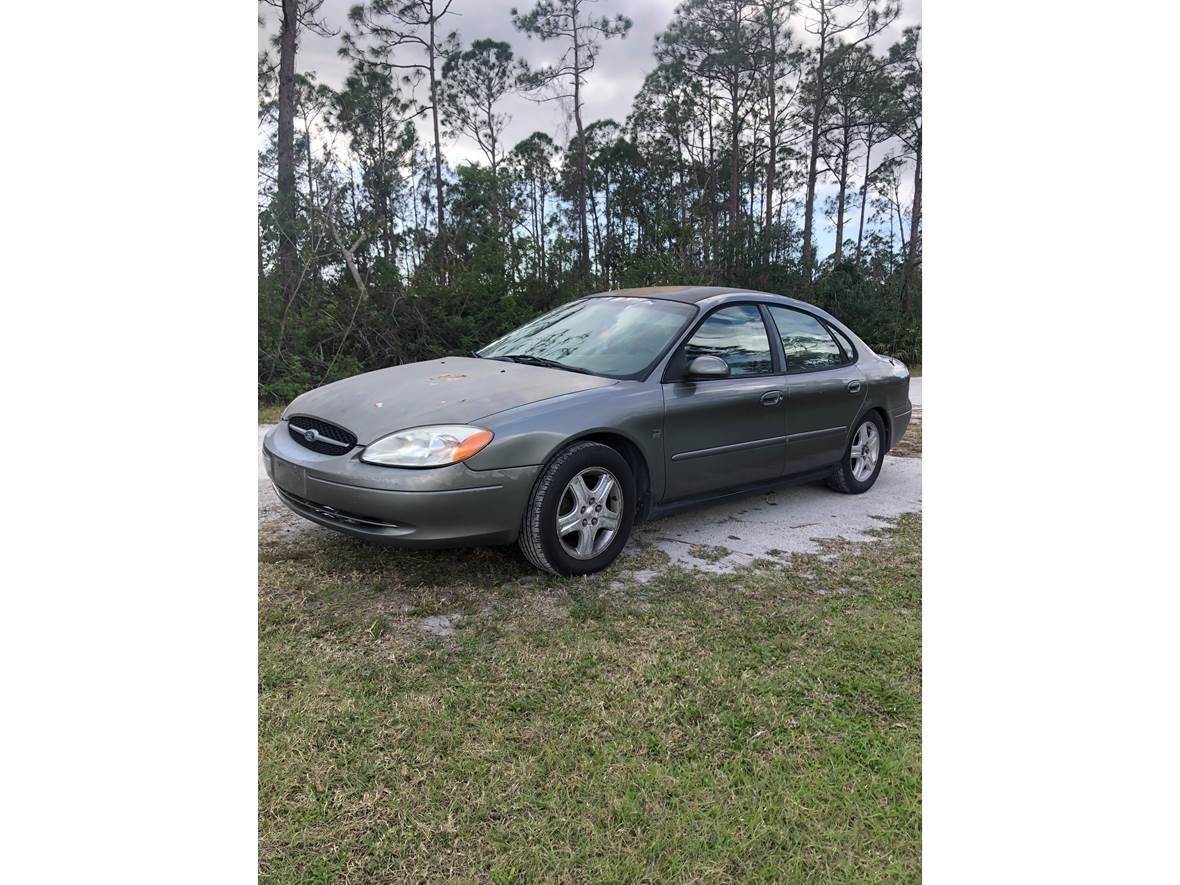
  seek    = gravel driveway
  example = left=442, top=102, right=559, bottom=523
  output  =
left=259, top=379, right=922, bottom=573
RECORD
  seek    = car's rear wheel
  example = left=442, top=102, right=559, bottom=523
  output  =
left=519, top=441, right=636, bottom=576
left=827, top=412, right=886, bottom=494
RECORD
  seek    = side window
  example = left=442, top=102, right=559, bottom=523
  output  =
left=768, top=306, right=844, bottom=372
left=683, top=305, right=773, bottom=376
left=828, top=324, right=857, bottom=362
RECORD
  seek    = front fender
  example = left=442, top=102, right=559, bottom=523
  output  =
left=465, top=382, right=666, bottom=497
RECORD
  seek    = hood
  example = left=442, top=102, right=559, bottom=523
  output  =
left=284, top=357, right=616, bottom=444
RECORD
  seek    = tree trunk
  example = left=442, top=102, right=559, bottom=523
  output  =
left=539, top=178, right=548, bottom=279
left=428, top=10, right=446, bottom=279
left=573, top=31, right=590, bottom=279
left=727, top=79, right=741, bottom=279
left=801, top=116, right=821, bottom=285
left=907, top=128, right=922, bottom=266
left=763, top=16, right=777, bottom=264
left=833, top=123, right=851, bottom=265
left=276, top=0, right=298, bottom=299
left=529, top=178, right=539, bottom=271
left=590, top=185, right=603, bottom=276
left=706, top=99, right=716, bottom=272
left=800, top=27, right=827, bottom=290
left=902, top=128, right=921, bottom=307
left=893, top=176, right=907, bottom=254
left=854, top=137, right=872, bottom=265
left=304, top=122, right=315, bottom=211
left=675, top=122, right=688, bottom=274
left=603, top=170, right=612, bottom=287
left=375, top=95, right=392, bottom=260
left=304, top=123, right=322, bottom=286
left=487, top=96, right=499, bottom=178
left=747, top=144, right=759, bottom=267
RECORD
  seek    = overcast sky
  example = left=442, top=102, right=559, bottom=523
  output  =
left=259, top=0, right=921, bottom=255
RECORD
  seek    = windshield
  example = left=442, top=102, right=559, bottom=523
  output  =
left=478, top=297, right=697, bottom=378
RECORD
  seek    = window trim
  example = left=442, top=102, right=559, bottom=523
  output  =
left=662, top=301, right=779, bottom=382
left=759, top=304, right=788, bottom=373
left=765, top=305, right=853, bottom=376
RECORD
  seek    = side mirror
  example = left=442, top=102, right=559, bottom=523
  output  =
left=686, top=354, right=730, bottom=379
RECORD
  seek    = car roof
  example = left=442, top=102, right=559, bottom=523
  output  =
left=586, top=285, right=742, bottom=304
left=586, top=285, right=825, bottom=314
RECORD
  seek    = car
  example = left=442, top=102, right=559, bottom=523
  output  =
left=263, top=286, right=912, bottom=575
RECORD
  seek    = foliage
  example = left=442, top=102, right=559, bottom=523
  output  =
left=440, top=39, right=523, bottom=173
left=259, top=0, right=922, bottom=403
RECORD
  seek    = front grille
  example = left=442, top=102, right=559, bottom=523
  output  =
left=275, top=487, right=400, bottom=529
left=287, top=415, right=358, bottom=455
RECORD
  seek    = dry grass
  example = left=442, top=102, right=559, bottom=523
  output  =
left=259, top=402, right=284, bottom=424
left=890, top=418, right=923, bottom=458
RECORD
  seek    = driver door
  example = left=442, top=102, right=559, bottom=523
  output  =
left=661, top=304, right=787, bottom=501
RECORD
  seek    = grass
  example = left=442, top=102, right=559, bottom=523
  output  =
left=259, top=511, right=921, bottom=882
left=259, top=402, right=285, bottom=424
left=687, top=542, right=732, bottom=563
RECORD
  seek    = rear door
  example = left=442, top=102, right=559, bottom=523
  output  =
left=765, top=306, right=867, bottom=473
left=661, top=304, right=787, bottom=500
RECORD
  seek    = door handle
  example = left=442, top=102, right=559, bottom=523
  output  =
left=761, top=390, right=783, bottom=406
left=846, top=380, right=862, bottom=394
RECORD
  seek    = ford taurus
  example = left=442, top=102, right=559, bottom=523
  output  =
left=262, top=286, right=912, bottom=575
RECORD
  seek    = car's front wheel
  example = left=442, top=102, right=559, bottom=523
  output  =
left=827, top=412, right=886, bottom=494
left=519, top=441, right=636, bottom=576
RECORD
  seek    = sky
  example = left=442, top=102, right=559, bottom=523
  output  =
left=259, top=0, right=921, bottom=258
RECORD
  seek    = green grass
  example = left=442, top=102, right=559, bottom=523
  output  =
left=259, top=514, right=921, bottom=882
left=687, top=542, right=732, bottom=563
left=259, top=401, right=285, bottom=424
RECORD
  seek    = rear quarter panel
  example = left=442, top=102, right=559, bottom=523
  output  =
left=858, top=355, right=912, bottom=448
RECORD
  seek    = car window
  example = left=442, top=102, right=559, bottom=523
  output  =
left=683, top=305, right=773, bottom=376
left=768, top=306, right=844, bottom=372
left=828, top=324, right=857, bottom=362
left=478, top=296, right=696, bottom=378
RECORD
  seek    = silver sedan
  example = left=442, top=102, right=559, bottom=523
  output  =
left=263, top=286, right=912, bottom=575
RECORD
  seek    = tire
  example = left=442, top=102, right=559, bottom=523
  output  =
left=827, top=411, right=886, bottom=494
left=519, top=441, right=636, bottom=576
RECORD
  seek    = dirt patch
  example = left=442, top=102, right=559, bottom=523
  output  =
left=629, top=455, right=921, bottom=573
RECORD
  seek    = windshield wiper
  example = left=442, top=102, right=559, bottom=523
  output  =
left=489, top=354, right=594, bottom=375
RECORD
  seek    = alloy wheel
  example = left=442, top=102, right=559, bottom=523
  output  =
left=555, top=467, right=623, bottom=560
left=849, top=420, right=881, bottom=482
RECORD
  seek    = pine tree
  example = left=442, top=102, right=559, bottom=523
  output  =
left=512, top=0, right=632, bottom=284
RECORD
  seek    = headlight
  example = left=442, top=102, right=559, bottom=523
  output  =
left=360, top=425, right=494, bottom=468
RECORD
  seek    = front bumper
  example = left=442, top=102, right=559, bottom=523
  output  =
left=262, top=421, right=540, bottom=547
